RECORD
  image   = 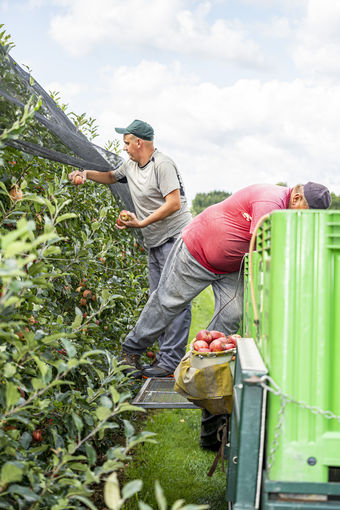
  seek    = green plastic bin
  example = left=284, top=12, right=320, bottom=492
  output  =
left=243, top=210, right=340, bottom=484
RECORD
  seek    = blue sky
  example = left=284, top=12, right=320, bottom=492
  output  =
left=1, top=0, right=340, bottom=202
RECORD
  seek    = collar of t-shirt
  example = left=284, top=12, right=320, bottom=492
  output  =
left=138, top=149, right=157, bottom=169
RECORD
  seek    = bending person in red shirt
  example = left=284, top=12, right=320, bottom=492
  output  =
left=122, top=182, right=331, bottom=377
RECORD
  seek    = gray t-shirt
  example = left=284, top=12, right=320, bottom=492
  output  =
left=114, top=150, right=192, bottom=248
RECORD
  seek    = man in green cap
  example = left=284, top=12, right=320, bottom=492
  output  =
left=68, top=119, right=192, bottom=378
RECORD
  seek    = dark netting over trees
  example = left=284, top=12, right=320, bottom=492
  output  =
left=0, top=41, right=137, bottom=218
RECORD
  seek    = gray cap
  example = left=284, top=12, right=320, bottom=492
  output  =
left=115, top=119, right=154, bottom=140
left=304, top=182, right=332, bottom=209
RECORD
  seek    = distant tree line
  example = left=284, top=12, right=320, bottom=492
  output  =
left=191, top=190, right=232, bottom=216
left=191, top=187, right=340, bottom=215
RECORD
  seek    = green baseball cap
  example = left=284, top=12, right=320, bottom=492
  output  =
left=115, top=119, right=154, bottom=140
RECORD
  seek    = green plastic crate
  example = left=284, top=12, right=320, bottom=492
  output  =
left=243, top=210, right=340, bottom=484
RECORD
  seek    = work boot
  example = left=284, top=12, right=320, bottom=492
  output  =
left=143, top=365, right=174, bottom=378
left=120, top=352, right=142, bottom=378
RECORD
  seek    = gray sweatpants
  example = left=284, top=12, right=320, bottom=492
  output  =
left=123, top=237, right=244, bottom=371
left=147, top=238, right=191, bottom=370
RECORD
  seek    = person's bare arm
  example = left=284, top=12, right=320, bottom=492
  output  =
left=68, top=169, right=117, bottom=185
left=120, top=189, right=181, bottom=229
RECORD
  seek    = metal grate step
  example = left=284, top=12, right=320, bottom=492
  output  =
left=132, top=377, right=198, bottom=409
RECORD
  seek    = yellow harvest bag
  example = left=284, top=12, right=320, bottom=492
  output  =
left=174, top=347, right=234, bottom=415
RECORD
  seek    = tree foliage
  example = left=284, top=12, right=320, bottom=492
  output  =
left=0, top=112, right=159, bottom=508
left=330, top=192, right=340, bottom=210
left=191, top=187, right=340, bottom=214
left=191, top=190, right=232, bottom=216
left=0, top=26, right=211, bottom=508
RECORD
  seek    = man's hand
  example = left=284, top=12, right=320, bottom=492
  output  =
left=118, top=212, right=142, bottom=229
left=68, top=170, right=87, bottom=185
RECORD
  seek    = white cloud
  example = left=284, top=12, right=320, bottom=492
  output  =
left=45, top=80, right=84, bottom=103
left=49, top=0, right=264, bottom=66
left=90, top=61, right=340, bottom=201
left=0, top=1, right=9, bottom=12
left=293, top=0, right=340, bottom=75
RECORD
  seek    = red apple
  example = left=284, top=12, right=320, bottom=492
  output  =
left=193, top=340, right=209, bottom=351
left=32, top=429, right=43, bottom=442
left=219, top=336, right=230, bottom=345
left=223, top=343, right=236, bottom=351
left=209, top=339, right=224, bottom=352
left=195, top=329, right=212, bottom=343
left=120, top=210, right=130, bottom=221
left=209, top=330, right=226, bottom=340
left=227, top=334, right=241, bottom=346
left=74, top=175, right=83, bottom=185
left=197, top=347, right=210, bottom=353
left=9, top=185, right=22, bottom=202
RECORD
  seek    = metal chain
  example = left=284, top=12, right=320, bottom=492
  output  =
left=257, top=374, right=340, bottom=473
left=259, top=374, right=340, bottom=423
left=266, top=395, right=287, bottom=472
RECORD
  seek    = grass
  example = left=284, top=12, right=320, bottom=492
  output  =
left=188, top=285, right=215, bottom=341
left=122, top=287, right=229, bottom=509
left=122, top=409, right=227, bottom=509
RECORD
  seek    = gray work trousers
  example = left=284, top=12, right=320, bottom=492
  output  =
left=146, top=238, right=191, bottom=370
left=123, top=237, right=244, bottom=371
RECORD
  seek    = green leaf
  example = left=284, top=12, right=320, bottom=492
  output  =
left=138, top=503, right=153, bottom=510
left=21, top=194, right=45, bottom=205
left=123, top=419, right=134, bottom=439
left=104, top=472, right=121, bottom=510
left=71, top=314, right=83, bottom=330
left=19, top=431, right=32, bottom=449
left=118, top=403, right=145, bottom=413
left=100, top=395, right=113, bottom=409
left=122, top=479, right=142, bottom=501
left=91, top=221, right=100, bottom=231
left=6, top=381, right=20, bottom=406
left=102, top=289, right=110, bottom=302
left=4, top=241, right=32, bottom=258
left=0, top=181, right=7, bottom=193
left=68, top=462, right=88, bottom=471
left=1, top=462, right=23, bottom=484
left=55, top=213, right=77, bottom=224
left=155, top=480, right=167, bottom=510
left=4, top=362, right=16, bottom=378
left=72, top=412, right=83, bottom=433
left=32, top=355, right=49, bottom=378
left=171, top=500, right=186, bottom=510
left=42, top=333, right=73, bottom=344
left=31, top=377, right=46, bottom=390
left=85, top=443, right=97, bottom=466
left=110, top=386, right=120, bottom=404
left=7, top=484, right=39, bottom=502
left=61, top=338, right=77, bottom=358
left=96, top=406, right=112, bottom=421
left=71, top=495, right=98, bottom=510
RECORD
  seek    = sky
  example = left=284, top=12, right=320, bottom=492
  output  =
left=1, top=0, right=340, bottom=203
